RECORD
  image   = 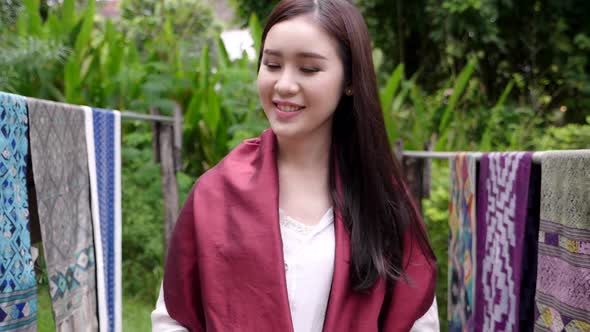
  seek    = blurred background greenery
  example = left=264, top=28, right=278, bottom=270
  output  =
left=1, top=0, right=589, bottom=330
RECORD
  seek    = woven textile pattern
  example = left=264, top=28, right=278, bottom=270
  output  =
left=534, top=151, right=590, bottom=332
left=92, top=108, right=120, bottom=332
left=27, top=98, right=98, bottom=331
left=448, top=153, right=476, bottom=332
left=0, top=92, right=37, bottom=331
left=475, top=152, right=532, bottom=332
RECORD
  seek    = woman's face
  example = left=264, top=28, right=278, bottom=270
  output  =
left=257, top=15, right=346, bottom=141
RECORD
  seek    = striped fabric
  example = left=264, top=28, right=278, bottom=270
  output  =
left=84, top=107, right=122, bottom=332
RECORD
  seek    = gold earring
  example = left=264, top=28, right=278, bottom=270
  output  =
left=345, top=88, right=353, bottom=96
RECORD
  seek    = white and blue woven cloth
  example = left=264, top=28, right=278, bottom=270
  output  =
left=84, top=106, right=122, bottom=332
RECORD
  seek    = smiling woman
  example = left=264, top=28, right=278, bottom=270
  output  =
left=152, top=1, right=439, bottom=331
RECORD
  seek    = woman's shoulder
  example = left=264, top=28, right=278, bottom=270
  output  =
left=191, top=128, right=274, bottom=193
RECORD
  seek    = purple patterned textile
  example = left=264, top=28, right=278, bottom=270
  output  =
left=474, top=152, right=532, bottom=332
left=534, top=151, right=590, bottom=331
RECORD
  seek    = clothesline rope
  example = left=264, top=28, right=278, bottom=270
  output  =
left=120, top=111, right=174, bottom=123
left=401, top=149, right=590, bottom=163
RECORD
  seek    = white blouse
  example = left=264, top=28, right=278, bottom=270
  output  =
left=151, top=209, right=440, bottom=331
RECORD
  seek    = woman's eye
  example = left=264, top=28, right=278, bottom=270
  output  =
left=264, top=63, right=281, bottom=70
left=301, top=67, right=320, bottom=73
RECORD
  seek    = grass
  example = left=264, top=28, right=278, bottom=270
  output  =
left=37, top=285, right=55, bottom=332
left=36, top=285, right=153, bottom=331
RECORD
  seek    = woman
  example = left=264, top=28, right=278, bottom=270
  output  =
left=152, top=0, right=438, bottom=331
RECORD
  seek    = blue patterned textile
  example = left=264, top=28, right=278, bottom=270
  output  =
left=91, top=108, right=121, bottom=332
left=0, top=92, right=37, bottom=331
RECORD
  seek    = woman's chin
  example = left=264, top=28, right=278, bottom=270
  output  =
left=268, top=121, right=304, bottom=140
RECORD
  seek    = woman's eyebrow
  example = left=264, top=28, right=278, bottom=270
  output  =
left=264, top=49, right=328, bottom=60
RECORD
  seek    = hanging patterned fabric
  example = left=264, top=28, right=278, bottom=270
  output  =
left=474, top=152, right=532, bottom=332
left=27, top=98, right=98, bottom=331
left=534, top=151, right=590, bottom=331
left=84, top=106, right=122, bottom=332
left=448, top=153, right=477, bottom=332
left=0, top=92, right=37, bottom=331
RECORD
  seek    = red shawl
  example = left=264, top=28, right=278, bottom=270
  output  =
left=164, top=129, right=436, bottom=331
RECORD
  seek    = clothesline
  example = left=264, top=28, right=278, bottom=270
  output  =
left=120, top=110, right=174, bottom=123
left=400, top=149, right=590, bottom=163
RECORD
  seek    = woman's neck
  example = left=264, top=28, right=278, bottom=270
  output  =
left=276, top=129, right=332, bottom=173
left=275, top=127, right=333, bottom=223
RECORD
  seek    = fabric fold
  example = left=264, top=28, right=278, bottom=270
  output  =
left=534, top=150, right=590, bottom=331
left=474, top=152, right=533, bottom=332
left=0, top=92, right=37, bottom=331
left=448, top=153, right=477, bottom=332
left=27, top=98, right=98, bottom=332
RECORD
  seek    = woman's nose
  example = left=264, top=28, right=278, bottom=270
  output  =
left=274, top=70, right=299, bottom=96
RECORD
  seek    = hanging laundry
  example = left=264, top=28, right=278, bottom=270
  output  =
left=84, top=106, right=122, bottom=332
left=534, top=151, right=590, bottom=331
left=448, top=153, right=477, bottom=332
left=474, top=152, right=533, bottom=332
left=0, top=92, right=37, bottom=331
left=26, top=98, right=99, bottom=331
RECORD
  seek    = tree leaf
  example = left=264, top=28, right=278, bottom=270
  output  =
left=201, top=86, right=220, bottom=135
left=437, top=58, right=477, bottom=149
left=74, top=0, right=96, bottom=58
left=249, top=13, right=262, bottom=56
left=22, top=0, right=42, bottom=36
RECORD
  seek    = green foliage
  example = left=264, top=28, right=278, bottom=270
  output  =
left=359, top=0, right=590, bottom=123
left=249, top=14, right=263, bottom=55
left=121, top=128, right=165, bottom=303
left=534, top=116, right=590, bottom=150
left=121, top=125, right=195, bottom=304
left=422, top=162, right=451, bottom=331
left=119, top=0, right=221, bottom=61
left=123, top=296, right=154, bottom=332
left=379, top=59, right=491, bottom=151
left=0, top=36, right=68, bottom=94
left=0, top=1, right=23, bottom=29
left=229, top=0, right=277, bottom=27
left=379, top=64, right=404, bottom=144
left=436, top=58, right=477, bottom=149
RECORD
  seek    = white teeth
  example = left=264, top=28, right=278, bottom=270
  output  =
left=277, top=104, right=302, bottom=112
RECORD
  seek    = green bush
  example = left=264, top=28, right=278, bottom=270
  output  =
left=121, top=125, right=194, bottom=304
left=534, top=116, right=590, bottom=150
left=422, top=162, right=451, bottom=332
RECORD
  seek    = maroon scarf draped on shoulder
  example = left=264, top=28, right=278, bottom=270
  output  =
left=163, top=129, right=436, bottom=331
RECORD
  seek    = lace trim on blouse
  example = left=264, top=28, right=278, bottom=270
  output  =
left=279, top=208, right=333, bottom=236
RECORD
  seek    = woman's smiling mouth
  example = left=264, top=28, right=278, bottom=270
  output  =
left=273, top=100, right=305, bottom=119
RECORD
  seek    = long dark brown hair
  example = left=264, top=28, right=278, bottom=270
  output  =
left=257, top=0, right=436, bottom=291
